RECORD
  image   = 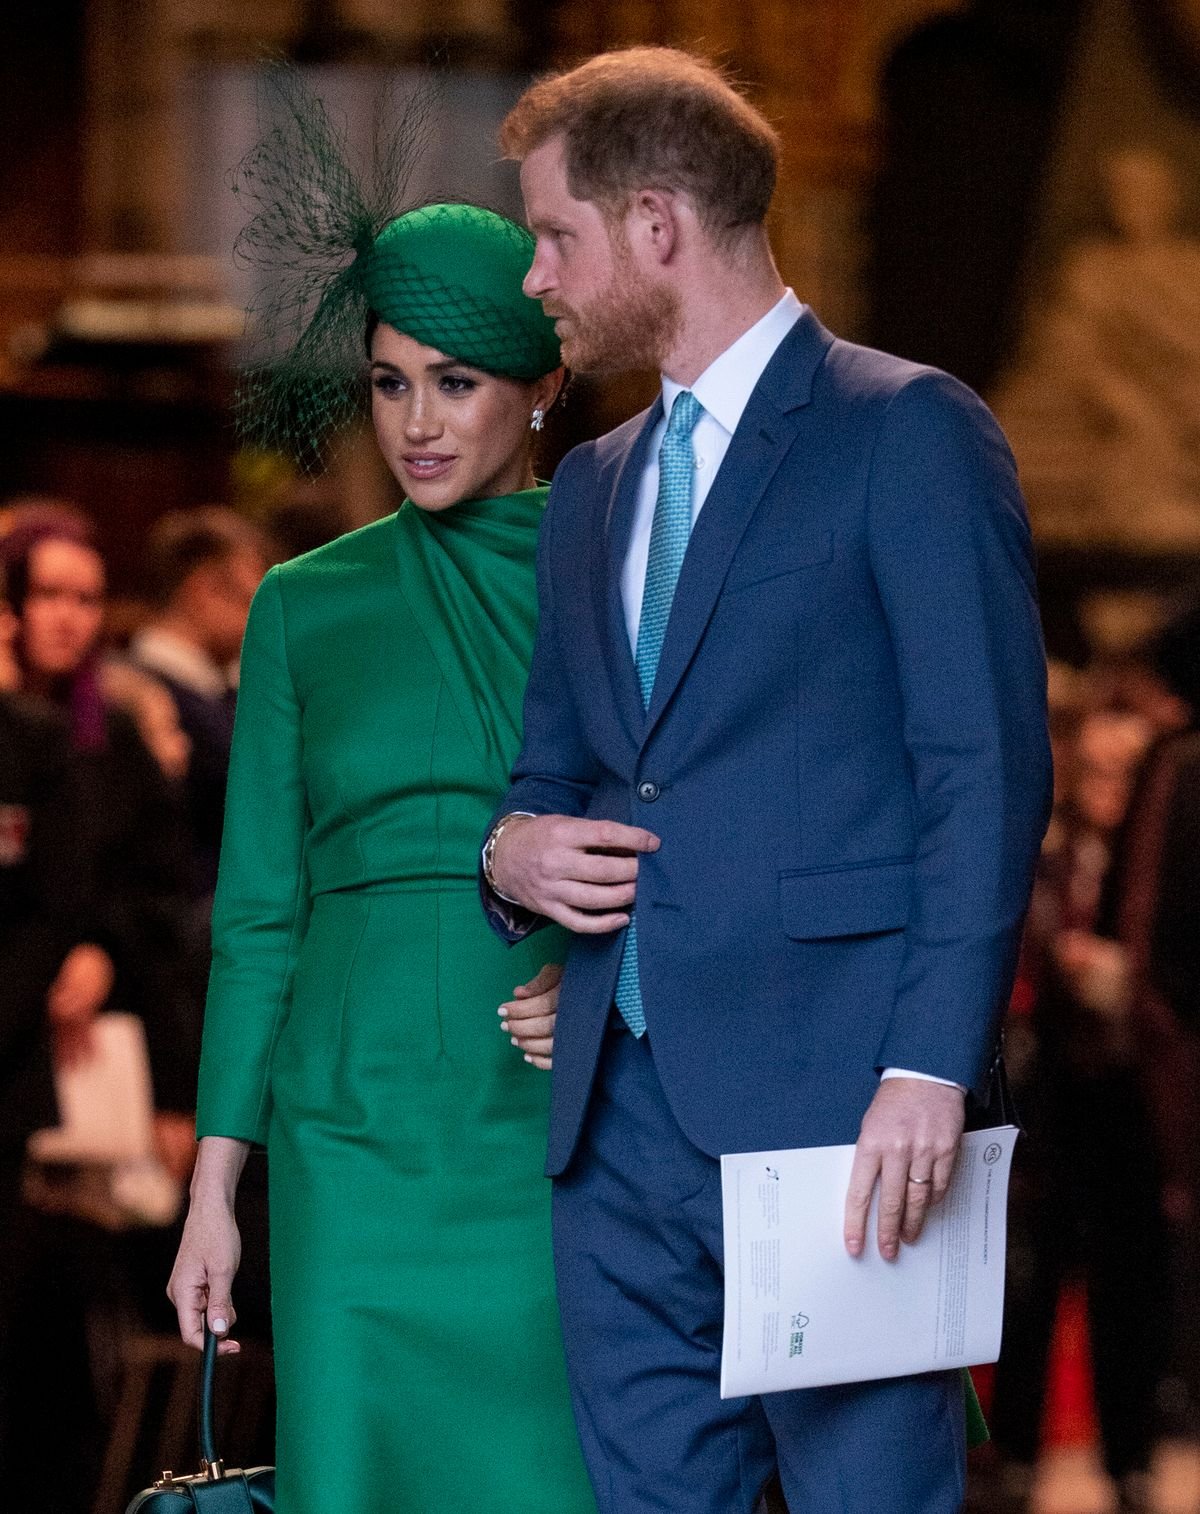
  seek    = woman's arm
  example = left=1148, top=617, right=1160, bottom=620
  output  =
left=167, top=1135, right=250, bottom=1351
left=197, top=566, right=311, bottom=1146
left=173, top=566, right=309, bottom=1348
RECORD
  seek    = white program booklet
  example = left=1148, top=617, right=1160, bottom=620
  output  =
left=720, top=1125, right=1018, bottom=1397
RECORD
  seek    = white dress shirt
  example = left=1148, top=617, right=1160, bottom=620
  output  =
left=622, top=290, right=962, bottom=1094
left=130, top=626, right=230, bottom=697
left=621, top=289, right=804, bottom=647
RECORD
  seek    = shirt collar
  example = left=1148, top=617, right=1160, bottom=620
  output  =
left=130, top=626, right=228, bottom=698
left=660, top=289, right=804, bottom=436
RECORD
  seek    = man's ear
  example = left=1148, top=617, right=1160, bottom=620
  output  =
left=629, top=189, right=680, bottom=265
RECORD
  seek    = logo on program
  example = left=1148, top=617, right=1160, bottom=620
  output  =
left=788, top=1312, right=809, bottom=1357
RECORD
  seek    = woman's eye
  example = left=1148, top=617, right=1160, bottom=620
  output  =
left=372, top=374, right=404, bottom=396
left=440, top=374, right=477, bottom=396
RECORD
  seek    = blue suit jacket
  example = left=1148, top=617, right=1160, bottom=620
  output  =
left=486, top=310, right=1053, bottom=1176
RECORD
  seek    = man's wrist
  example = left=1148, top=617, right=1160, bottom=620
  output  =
left=482, top=811, right=536, bottom=904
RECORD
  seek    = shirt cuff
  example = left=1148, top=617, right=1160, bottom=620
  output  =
left=881, top=1067, right=966, bottom=1093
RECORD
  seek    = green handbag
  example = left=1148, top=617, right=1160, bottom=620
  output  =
left=125, top=1326, right=274, bottom=1512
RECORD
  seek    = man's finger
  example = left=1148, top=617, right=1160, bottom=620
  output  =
left=928, top=1147, right=958, bottom=1206
left=558, top=879, right=637, bottom=911
left=561, top=818, right=660, bottom=854
left=548, top=905, right=631, bottom=934
left=899, top=1175, right=934, bottom=1245
left=843, top=1146, right=880, bottom=1257
left=875, top=1152, right=909, bottom=1261
left=565, top=851, right=641, bottom=885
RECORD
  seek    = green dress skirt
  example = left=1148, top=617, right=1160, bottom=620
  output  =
left=197, top=488, right=595, bottom=1513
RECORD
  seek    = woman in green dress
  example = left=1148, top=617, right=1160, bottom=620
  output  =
left=167, top=159, right=596, bottom=1508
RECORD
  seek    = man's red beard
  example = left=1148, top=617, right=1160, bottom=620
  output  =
left=549, top=241, right=682, bottom=375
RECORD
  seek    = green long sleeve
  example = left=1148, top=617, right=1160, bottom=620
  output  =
left=196, top=566, right=310, bottom=1145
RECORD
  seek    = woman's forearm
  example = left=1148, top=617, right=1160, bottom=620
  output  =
left=190, top=1135, right=251, bottom=1208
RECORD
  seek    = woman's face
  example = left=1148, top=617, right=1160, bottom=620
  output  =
left=370, top=324, right=556, bottom=512
left=20, top=538, right=106, bottom=678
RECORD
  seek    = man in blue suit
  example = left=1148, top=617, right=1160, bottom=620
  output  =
left=482, top=46, right=1052, bottom=1514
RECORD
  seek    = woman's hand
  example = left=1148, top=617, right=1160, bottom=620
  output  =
left=47, top=943, right=115, bottom=1065
left=500, top=962, right=563, bottom=1070
left=167, top=1136, right=250, bottom=1354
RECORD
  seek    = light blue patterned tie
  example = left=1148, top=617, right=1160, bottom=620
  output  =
left=614, top=389, right=704, bottom=1036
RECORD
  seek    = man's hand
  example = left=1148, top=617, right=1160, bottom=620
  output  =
left=491, top=815, right=660, bottom=934
left=844, top=1078, right=966, bottom=1261
left=500, top=962, right=563, bottom=1070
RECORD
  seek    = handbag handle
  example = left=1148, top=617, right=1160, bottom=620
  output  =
left=199, top=1322, right=221, bottom=1473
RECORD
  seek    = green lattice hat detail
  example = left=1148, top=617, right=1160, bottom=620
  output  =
left=360, top=205, right=560, bottom=382
left=231, top=65, right=559, bottom=474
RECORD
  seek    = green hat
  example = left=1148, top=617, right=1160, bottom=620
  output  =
left=359, top=205, right=560, bottom=381
left=230, top=67, right=558, bottom=474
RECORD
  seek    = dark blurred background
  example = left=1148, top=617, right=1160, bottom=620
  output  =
left=2, top=3, right=1200, bottom=1511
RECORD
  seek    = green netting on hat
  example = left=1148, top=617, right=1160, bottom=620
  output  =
left=231, top=64, right=559, bottom=475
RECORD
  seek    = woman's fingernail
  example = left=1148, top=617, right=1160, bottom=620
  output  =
left=523, top=1054, right=532, bottom=1063
left=212, top=1317, right=228, bottom=1334
left=510, top=1036, right=519, bottom=1046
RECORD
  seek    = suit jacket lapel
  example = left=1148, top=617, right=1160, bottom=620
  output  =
left=643, top=310, right=835, bottom=740
left=591, top=401, right=662, bottom=746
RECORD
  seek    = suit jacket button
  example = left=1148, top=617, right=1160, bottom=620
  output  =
left=637, top=780, right=661, bottom=803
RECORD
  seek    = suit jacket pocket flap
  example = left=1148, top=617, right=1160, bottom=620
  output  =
left=779, top=859, right=913, bottom=940
left=725, top=530, right=833, bottom=592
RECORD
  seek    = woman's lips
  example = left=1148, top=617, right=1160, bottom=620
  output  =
left=400, top=454, right=456, bottom=482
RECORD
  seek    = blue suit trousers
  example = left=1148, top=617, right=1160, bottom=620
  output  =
left=552, top=1018, right=967, bottom=1513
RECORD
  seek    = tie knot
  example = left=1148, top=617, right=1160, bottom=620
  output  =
left=665, top=389, right=702, bottom=439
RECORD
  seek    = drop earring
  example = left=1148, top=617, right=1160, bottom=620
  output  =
left=530, top=409, right=545, bottom=432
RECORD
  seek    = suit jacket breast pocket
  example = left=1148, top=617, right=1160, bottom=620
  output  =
left=724, top=530, right=833, bottom=593
left=779, top=857, right=913, bottom=940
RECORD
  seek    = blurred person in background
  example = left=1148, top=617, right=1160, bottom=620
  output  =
left=1107, top=607, right=1200, bottom=1446
left=0, top=504, right=198, bottom=1117
left=100, top=659, right=192, bottom=786
left=990, top=696, right=1167, bottom=1514
left=0, top=505, right=201, bottom=1513
left=129, top=508, right=268, bottom=897
left=0, top=593, right=96, bottom=1499
left=125, top=509, right=275, bottom=1350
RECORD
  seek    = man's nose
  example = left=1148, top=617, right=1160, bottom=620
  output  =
left=523, top=247, right=552, bottom=300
